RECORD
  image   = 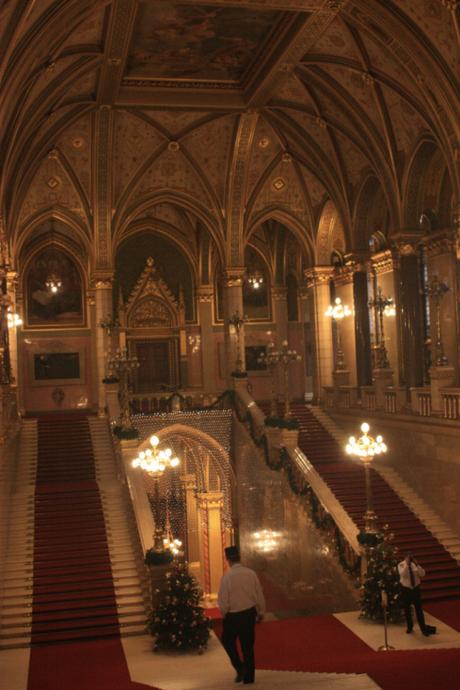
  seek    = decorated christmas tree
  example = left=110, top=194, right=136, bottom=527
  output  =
left=149, top=561, right=211, bottom=652
left=360, top=524, right=402, bottom=623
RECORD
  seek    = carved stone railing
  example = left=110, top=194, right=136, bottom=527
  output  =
left=129, top=390, right=219, bottom=415
left=232, top=388, right=361, bottom=578
left=411, top=387, right=432, bottom=417
left=441, top=388, right=460, bottom=420
left=361, top=386, right=376, bottom=412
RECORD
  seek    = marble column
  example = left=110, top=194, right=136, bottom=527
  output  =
left=348, top=257, right=372, bottom=387
left=197, top=491, right=224, bottom=598
left=298, top=287, right=312, bottom=396
left=392, top=235, right=425, bottom=388
left=223, top=267, right=245, bottom=383
left=94, top=278, right=113, bottom=415
left=197, top=285, right=216, bottom=391
left=370, top=251, right=399, bottom=381
left=425, top=230, right=459, bottom=382
left=181, top=473, right=200, bottom=564
left=304, top=267, right=334, bottom=402
left=334, top=262, right=357, bottom=386
left=6, top=271, right=19, bottom=386
left=272, top=285, right=288, bottom=399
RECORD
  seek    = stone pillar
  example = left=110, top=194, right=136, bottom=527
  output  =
left=223, top=267, right=245, bottom=383
left=197, top=286, right=216, bottom=392
left=425, top=231, right=459, bottom=382
left=370, top=251, right=400, bottom=380
left=430, top=365, right=456, bottom=414
left=304, top=267, right=334, bottom=402
left=298, top=287, right=312, bottom=396
left=6, top=271, right=19, bottom=386
left=272, top=285, right=288, bottom=399
left=334, top=262, right=356, bottom=385
left=348, top=255, right=372, bottom=387
left=94, top=278, right=113, bottom=415
left=392, top=235, right=425, bottom=389
left=181, top=473, right=200, bottom=564
left=197, top=491, right=224, bottom=599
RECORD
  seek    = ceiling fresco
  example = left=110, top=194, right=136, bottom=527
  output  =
left=126, top=2, right=284, bottom=82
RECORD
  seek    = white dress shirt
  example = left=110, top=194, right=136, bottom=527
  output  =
left=218, top=563, right=266, bottom=617
left=398, top=560, right=425, bottom=588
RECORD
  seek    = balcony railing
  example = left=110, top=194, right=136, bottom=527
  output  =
left=322, top=381, right=460, bottom=423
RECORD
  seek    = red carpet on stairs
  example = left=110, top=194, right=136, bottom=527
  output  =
left=260, top=402, right=460, bottom=603
left=26, top=416, right=154, bottom=690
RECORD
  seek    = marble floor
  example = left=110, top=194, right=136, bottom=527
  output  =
left=235, top=437, right=359, bottom=618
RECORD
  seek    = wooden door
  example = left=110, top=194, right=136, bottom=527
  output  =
left=133, top=340, right=176, bottom=392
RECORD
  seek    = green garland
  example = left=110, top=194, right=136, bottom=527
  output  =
left=113, top=425, right=139, bottom=440
left=145, top=548, right=174, bottom=566
left=232, top=397, right=360, bottom=577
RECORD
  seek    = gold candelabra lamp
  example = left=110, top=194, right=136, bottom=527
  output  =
left=325, top=297, right=351, bottom=370
left=265, top=340, right=301, bottom=418
left=108, top=348, right=139, bottom=429
left=369, top=288, right=394, bottom=369
left=427, top=275, right=450, bottom=367
left=257, top=342, right=279, bottom=416
left=100, top=314, right=120, bottom=379
left=346, top=422, right=387, bottom=533
left=228, top=311, right=247, bottom=373
left=132, top=435, right=180, bottom=552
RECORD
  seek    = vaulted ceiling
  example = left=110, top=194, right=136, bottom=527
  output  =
left=0, top=0, right=459, bottom=271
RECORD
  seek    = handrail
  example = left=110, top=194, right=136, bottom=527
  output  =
left=233, top=387, right=361, bottom=572
left=287, top=446, right=360, bottom=555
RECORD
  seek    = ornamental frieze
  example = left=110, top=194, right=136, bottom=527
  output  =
left=370, top=250, right=394, bottom=275
left=423, top=230, right=456, bottom=258
left=304, top=266, right=334, bottom=287
left=130, top=298, right=172, bottom=328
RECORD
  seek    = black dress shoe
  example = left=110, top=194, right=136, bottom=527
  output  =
left=235, top=672, right=243, bottom=683
left=406, top=627, right=413, bottom=634
left=422, top=629, right=432, bottom=637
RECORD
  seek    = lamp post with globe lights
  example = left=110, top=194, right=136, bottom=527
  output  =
left=257, top=342, right=279, bottom=416
left=132, top=435, right=181, bottom=552
left=108, top=348, right=139, bottom=430
left=325, top=297, right=352, bottom=370
left=346, top=422, right=387, bottom=533
left=368, top=288, right=394, bottom=369
left=267, top=340, right=301, bottom=418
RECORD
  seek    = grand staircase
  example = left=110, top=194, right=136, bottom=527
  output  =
left=267, top=402, right=460, bottom=602
left=0, top=415, right=148, bottom=648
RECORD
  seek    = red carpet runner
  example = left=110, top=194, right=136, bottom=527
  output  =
left=27, top=415, right=156, bottom=690
left=261, top=402, right=460, bottom=602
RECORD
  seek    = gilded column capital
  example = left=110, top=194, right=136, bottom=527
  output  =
left=92, top=275, right=114, bottom=289
left=370, top=250, right=395, bottom=275
left=271, top=285, right=288, bottom=301
left=390, top=231, right=423, bottom=257
left=334, top=263, right=355, bottom=287
left=423, top=229, right=456, bottom=258
left=304, top=266, right=334, bottom=288
left=180, top=474, right=197, bottom=490
left=223, top=267, right=246, bottom=288
left=196, top=285, right=214, bottom=303
left=196, top=491, right=224, bottom=510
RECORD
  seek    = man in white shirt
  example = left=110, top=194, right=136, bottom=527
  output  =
left=218, top=546, right=265, bottom=685
left=398, top=553, right=433, bottom=636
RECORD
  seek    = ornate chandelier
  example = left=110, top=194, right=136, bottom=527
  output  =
left=345, top=422, right=387, bottom=460
left=132, top=434, right=180, bottom=476
left=247, top=271, right=264, bottom=289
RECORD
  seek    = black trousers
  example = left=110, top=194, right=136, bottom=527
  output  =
left=221, top=607, right=257, bottom=683
left=401, top=586, right=427, bottom=632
